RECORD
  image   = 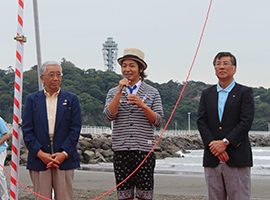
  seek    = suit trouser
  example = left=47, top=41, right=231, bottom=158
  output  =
left=204, top=163, right=250, bottom=200
left=0, top=150, right=8, bottom=200
left=30, top=168, right=74, bottom=200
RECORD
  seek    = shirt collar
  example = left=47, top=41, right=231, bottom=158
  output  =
left=44, top=88, right=60, bottom=98
left=127, top=80, right=142, bottom=95
left=131, top=80, right=142, bottom=89
left=217, top=79, right=235, bottom=93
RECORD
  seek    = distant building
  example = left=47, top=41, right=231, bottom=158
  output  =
left=102, top=37, right=118, bottom=72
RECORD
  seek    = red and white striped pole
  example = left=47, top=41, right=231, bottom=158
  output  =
left=10, top=0, right=26, bottom=199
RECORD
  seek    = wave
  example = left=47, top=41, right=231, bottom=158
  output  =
left=253, top=156, right=270, bottom=160
left=80, top=147, right=270, bottom=176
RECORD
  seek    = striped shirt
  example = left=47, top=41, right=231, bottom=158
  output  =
left=103, top=81, right=164, bottom=152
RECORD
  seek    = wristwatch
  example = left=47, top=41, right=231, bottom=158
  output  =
left=62, top=151, right=68, bottom=158
left=223, top=138, right=229, bottom=146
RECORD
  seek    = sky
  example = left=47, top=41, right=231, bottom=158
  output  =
left=1, top=0, right=270, bottom=88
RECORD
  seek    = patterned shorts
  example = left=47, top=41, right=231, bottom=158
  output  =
left=113, top=151, right=156, bottom=200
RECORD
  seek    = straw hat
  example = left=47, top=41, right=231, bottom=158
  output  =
left=117, top=48, right=147, bottom=70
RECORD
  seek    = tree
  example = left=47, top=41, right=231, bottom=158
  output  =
left=0, top=62, right=269, bottom=130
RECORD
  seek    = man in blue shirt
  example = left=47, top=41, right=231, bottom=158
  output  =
left=0, top=117, right=9, bottom=200
left=197, top=52, right=255, bottom=200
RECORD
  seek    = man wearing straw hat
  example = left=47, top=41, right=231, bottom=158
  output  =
left=103, top=48, right=164, bottom=200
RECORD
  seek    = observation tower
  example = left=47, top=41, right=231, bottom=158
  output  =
left=102, top=37, right=118, bottom=72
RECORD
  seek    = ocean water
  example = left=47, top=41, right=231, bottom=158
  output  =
left=250, top=147, right=270, bottom=176
left=156, top=146, right=270, bottom=176
left=81, top=147, right=270, bottom=176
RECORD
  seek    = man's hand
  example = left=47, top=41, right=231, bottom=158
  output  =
left=209, top=140, right=227, bottom=156
left=46, top=161, right=59, bottom=169
left=46, top=152, right=67, bottom=168
left=217, top=151, right=229, bottom=162
left=37, top=149, right=67, bottom=168
left=37, top=149, right=59, bottom=165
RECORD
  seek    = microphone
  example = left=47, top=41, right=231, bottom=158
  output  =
left=122, top=75, right=129, bottom=94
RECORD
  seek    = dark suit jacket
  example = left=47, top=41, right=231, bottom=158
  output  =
left=197, top=83, right=254, bottom=167
left=22, top=90, right=81, bottom=171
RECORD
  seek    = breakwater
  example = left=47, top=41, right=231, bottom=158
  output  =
left=5, top=133, right=270, bottom=165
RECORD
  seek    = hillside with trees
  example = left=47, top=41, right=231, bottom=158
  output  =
left=0, top=62, right=269, bottom=131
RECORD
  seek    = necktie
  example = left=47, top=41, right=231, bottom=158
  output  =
left=128, top=85, right=137, bottom=94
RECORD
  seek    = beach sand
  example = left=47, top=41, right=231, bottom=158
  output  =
left=4, top=166, right=270, bottom=200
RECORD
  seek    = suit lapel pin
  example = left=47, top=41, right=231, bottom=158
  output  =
left=63, top=99, right=67, bottom=105
left=233, top=95, right=235, bottom=98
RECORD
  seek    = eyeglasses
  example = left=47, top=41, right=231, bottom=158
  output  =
left=42, top=72, right=63, bottom=78
left=214, top=62, right=233, bottom=67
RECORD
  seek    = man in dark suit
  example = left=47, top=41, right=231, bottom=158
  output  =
left=197, top=52, right=254, bottom=200
left=22, top=61, right=81, bottom=200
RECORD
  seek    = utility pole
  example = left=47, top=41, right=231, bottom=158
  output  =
left=33, top=0, right=43, bottom=90
left=188, top=112, right=191, bottom=134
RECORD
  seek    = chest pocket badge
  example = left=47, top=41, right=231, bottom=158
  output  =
left=143, top=93, right=152, bottom=101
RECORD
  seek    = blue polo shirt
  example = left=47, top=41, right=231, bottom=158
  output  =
left=0, top=117, right=8, bottom=152
left=217, top=80, right=235, bottom=122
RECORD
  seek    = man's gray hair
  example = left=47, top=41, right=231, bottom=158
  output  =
left=40, top=61, right=62, bottom=75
